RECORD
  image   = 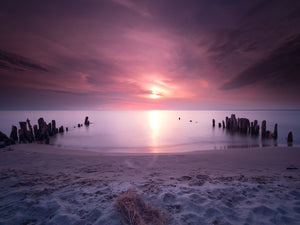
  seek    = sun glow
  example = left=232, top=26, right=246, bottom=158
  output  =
left=149, top=88, right=162, bottom=99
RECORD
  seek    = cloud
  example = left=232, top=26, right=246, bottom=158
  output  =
left=0, top=50, right=49, bottom=72
left=111, top=0, right=151, bottom=18
left=220, top=34, right=300, bottom=90
left=206, top=0, right=300, bottom=74
left=1, top=0, right=300, bottom=109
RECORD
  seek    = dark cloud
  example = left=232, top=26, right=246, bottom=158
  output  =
left=0, top=50, right=49, bottom=72
left=240, top=0, right=272, bottom=21
left=207, top=0, right=300, bottom=73
left=220, top=34, right=300, bottom=90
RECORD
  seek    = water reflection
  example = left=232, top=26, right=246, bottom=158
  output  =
left=2, top=110, right=297, bottom=153
left=148, top=110, right=160, bottom=152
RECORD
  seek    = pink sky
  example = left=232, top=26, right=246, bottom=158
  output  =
left=0, top=0, right=300, bottom=110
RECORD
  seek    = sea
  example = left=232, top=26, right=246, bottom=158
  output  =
left=0, top=110, right=299, bottom=153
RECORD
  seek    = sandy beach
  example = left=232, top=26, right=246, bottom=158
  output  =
left=1, top=144, right=300, bottom=225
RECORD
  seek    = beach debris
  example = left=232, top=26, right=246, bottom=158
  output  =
left=114, top=189, right=165, bottom=225
left=288, top=132, right=293, bottom=146
left=189, top=120, right=192, bottom=122
left=178, top=117, right=181, bottom=120
left=9, top=125, right=18, bottom=142
left=212, top=119, right=215, bottom=127
left=177, top=175, right=192, bottom=181
left=286, top=166, right=298, bottom=170
left=84, top=116, right=90, bottom=126
left=78, top=123, right=81, bottom=128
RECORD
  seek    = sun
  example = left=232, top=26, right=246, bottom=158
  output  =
left=149, top=88, right=162, bottom=99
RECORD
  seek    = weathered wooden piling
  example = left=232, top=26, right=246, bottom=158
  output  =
left=10, top=125, right=18, bottom=142
left=273, top=124, right=278, bottom=139
left=51, top=120, right=57, bottom=135
left=48, top=122, right=53, bottom=136
left=19, top=122, right=28, bottom=143
left=261, top=120, right=267, bottom=138
left=84, top=116, right=90, bottom=126
left=238, top=118, right=250, bottom=134
left=0, top=131, right=15, bottom=148
left=37, top=118, right=49, bottom=141
left=33, top=125, right=38, bottom=140
left=1, top=115, right=83, bottom=148
left=251, top=120, right=259, bottom=136
left=287, top=132, right=293, bottom=146
left=59, top=126, right=64, bottom=133
left=26, top=119, right=34, bottom=142
left=226, top=114, right=238, bottom=131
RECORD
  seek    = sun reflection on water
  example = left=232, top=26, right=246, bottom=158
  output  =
left=148, top=110, right=160, bottom=152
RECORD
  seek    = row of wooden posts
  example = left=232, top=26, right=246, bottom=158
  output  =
left=0, top=116, right=90, bottom=148
left=212, top=114, right=293, bottom=145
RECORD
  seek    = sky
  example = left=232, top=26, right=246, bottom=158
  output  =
left=0, top=0, right=300, bottom=110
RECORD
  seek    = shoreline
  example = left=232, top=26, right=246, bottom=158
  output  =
left=1, top=144, right=300, bottom=224
left=3, top=142, right=300, bottom=155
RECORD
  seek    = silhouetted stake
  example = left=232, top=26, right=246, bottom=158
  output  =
left=273, top=124, right=278, bottom=139
left=10, top=125, right=18, bottom=141
left=261, top=120, right=267, bottom=138
left=84, top=116, right=90, bottom=126
left=288, top=131, right=293, bottom=146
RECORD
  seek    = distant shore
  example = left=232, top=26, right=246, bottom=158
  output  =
left=1, top=144, right=300, bottom=224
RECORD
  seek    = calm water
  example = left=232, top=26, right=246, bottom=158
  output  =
left=0, top=110, right=300, bottom=153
